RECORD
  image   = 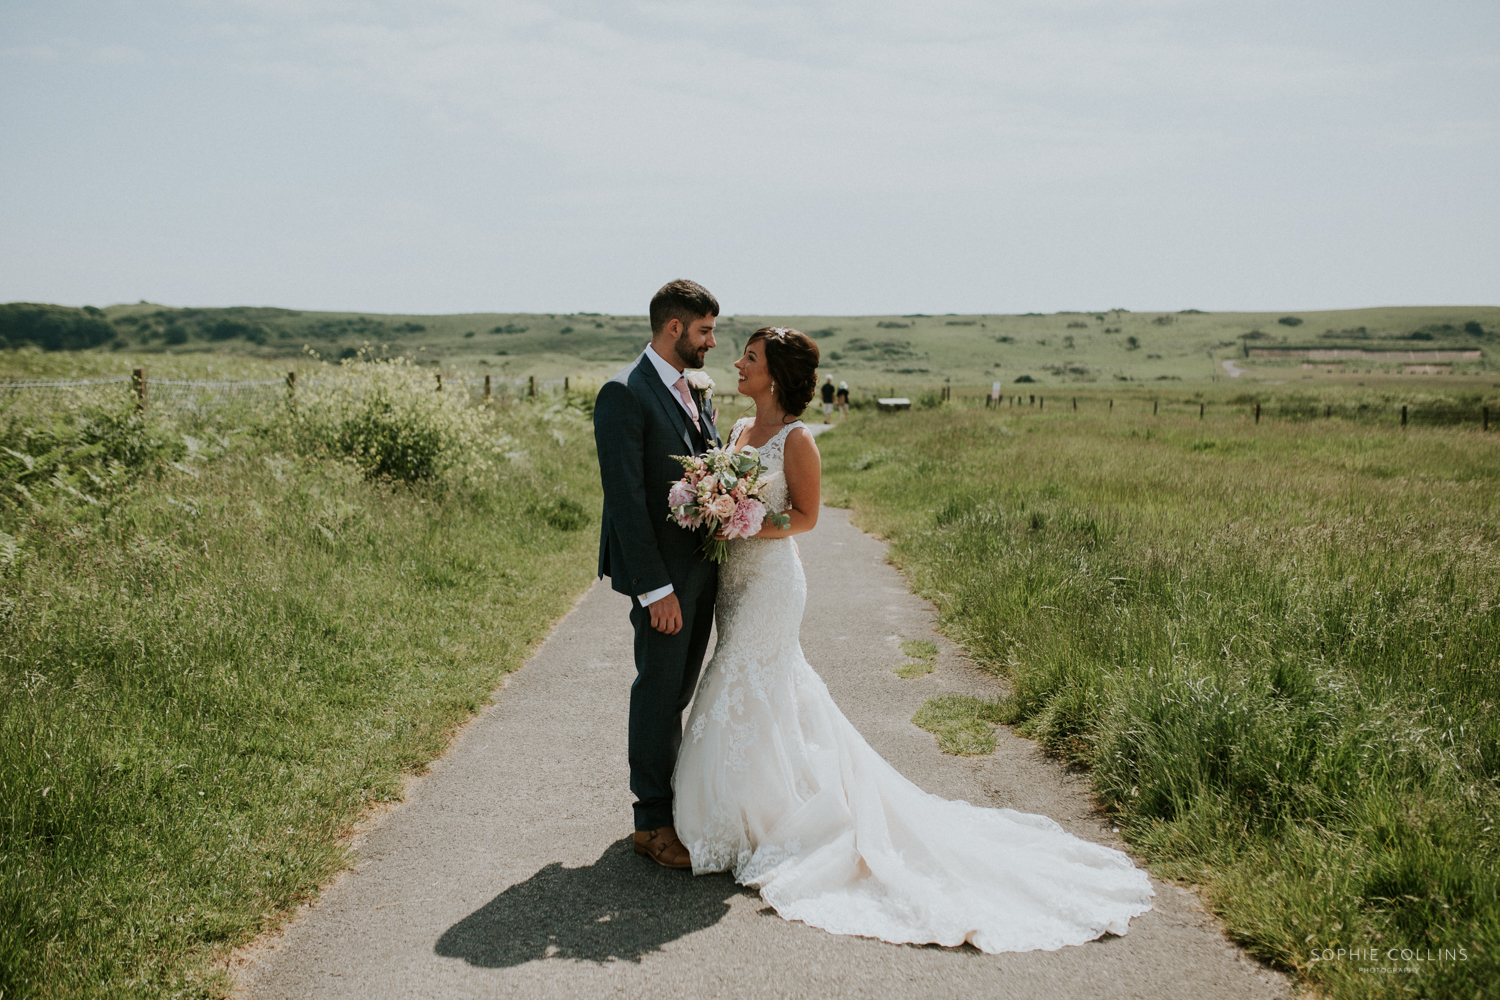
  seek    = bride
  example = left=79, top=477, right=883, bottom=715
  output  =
left=673, top=327, right=1155, bottom=954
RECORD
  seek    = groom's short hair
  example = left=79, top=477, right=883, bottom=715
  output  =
left=650, top=279, right=719, bottom=336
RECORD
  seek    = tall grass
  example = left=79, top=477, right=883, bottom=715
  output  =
left=820, top=402, right=1500, bottom=1000
left=0, top=382, right=601, bottom=998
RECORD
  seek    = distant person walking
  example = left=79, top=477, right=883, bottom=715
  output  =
left=820, top=376, right=836, bottom=424
left=836, top=381, right=850, bottom=421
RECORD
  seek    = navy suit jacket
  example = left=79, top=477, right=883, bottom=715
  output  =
left=594, top=353, right=723, bottom=598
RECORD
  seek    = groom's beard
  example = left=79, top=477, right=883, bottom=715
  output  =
left=674, top=336, right=707, bottom=369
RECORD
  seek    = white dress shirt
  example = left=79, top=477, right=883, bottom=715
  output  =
left=639, top=345, right=698, bottom=608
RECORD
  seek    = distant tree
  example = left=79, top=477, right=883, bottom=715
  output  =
left=1014, top=374, right=1036, bottom=383
left=204, top=318, right=267, bottom=343
left=1465, top=321, right=1485, bottom=335
left=1278, top=316, right=1303, bottom=327
left=0, top=303, right=116, bottom=350
left=1125, top=335, right=1140, bottom=350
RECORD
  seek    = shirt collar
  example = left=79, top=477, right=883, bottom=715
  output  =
left=643, top=344, right=683, bottom=389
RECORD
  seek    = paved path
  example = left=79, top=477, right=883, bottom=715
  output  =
left=240, top=451, right=1291, bottom=999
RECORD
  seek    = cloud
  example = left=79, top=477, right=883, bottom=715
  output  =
left=183, top=0, right=1429, bottom=201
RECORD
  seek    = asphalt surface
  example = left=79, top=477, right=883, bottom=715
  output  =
left=240, top=428, right=1291, bottom=1000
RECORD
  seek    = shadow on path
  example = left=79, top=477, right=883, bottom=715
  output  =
left=435, top=838, right=752, bottom=967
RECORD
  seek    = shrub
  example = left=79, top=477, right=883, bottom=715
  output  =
left=0, top=303, right=115, bottom=351
left=1014, top=374, right=1036, bottom=383
left=0, top=404, right=188, bottom=519
left=1125, top=336, right=1140, bottom=350
left=279, top=358, right=506, bottom=482
left=1465, top=321, right=1485, bottom=335
left=536, top=496, right=590, bottom=531
left=1278, top=316, right=1303, bottom=327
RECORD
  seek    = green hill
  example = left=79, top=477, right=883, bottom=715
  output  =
left=3, top=302, right=1496, bottom=392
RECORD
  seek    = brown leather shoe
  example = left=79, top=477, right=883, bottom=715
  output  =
left=633, top=826, right=691, bottom=869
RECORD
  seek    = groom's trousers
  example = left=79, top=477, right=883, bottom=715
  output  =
left=628, top=577, right=718, bottom=831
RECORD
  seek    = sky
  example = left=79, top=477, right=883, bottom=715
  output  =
left=1, top=1, right=1497, bottom=316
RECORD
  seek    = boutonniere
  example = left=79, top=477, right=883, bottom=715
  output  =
left=684, top=370, right=714, bottom=394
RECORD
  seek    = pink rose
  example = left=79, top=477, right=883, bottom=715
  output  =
left=725, top=498, right=766, bottom=539
left=708, top=494, right=738, bottom=521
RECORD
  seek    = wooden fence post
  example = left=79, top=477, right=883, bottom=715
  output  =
left=435, top=373, right=443, bottom=392
left=529, top=375, right=536, bottom=397
left=1072, top=397, right=1077, bottom=411
left=1200, top=402, right=1205, bottom=420
left=564, top=376, right=570, bottom=392
left=1039, top=396, right=1044, bottom=410
left=1401, top=404, right=1408, bottom=427
left=484, top=374, right=492, bottom=400
left=1485, top=406, right=1490, bottom=432
left=1109, top=398, right=1113, bottom=413
left=132, top=367, right=146, bottom=411
left=1254, top=403, right=1260, bottom=424
left=1153, top=399, right=1158, bottom=416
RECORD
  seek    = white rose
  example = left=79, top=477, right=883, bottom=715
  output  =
left=684, top=370, right=715, bottom=391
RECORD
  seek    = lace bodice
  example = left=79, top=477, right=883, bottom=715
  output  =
left=728, top=417, right=804, bottom=515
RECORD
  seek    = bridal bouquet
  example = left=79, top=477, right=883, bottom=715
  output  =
left=667, top=444, right=791, bottom=564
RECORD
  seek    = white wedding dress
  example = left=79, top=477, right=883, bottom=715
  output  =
left=673, top=418, right=1155, bottom=953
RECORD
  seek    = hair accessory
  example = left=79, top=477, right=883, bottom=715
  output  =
left=768, top=327, right=790, bottom=342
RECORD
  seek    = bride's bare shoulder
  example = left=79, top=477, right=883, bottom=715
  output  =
left=784, top=424, right=819, bottom=457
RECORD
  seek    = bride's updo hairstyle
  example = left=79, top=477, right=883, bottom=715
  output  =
left=747, top=327, right=820, bottom=420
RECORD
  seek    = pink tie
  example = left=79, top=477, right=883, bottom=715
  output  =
left=673, top=376, right=702, bottom=432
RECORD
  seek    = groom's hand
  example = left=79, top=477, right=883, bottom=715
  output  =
left=649, top=592, right=683, bottom=635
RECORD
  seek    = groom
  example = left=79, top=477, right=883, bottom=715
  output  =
left=594, top=279, right=722, bottom=870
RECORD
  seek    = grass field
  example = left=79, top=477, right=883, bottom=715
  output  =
left=0, top=383, right=602, bottom=998
left=4, top=309, right=1499, bottom=998
left=818, top=400, right=1499, bottom=1000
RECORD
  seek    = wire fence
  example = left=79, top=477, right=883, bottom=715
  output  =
left=0, top=369, right=576, bottom=418
left=930, top=385, right=1497, bottom=430
left=5, top=370, right=1492, bottom=431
